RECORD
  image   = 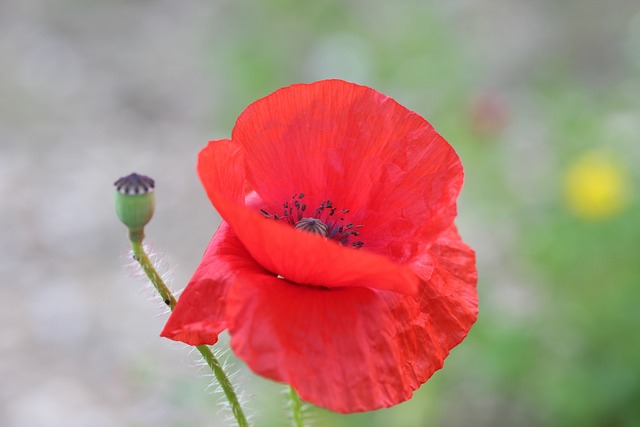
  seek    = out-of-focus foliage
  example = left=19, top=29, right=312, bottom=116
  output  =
left=2, top=0, right=639, bottom=426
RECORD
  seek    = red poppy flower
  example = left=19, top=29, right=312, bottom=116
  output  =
left=161, top=79, right=478, bottom=413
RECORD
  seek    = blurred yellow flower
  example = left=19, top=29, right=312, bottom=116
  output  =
left=563, top=150, right=630, bottom=220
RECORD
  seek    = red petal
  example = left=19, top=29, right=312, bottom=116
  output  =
left=225, top=224, right=478, bottom=413
left=197, top=138, right=246, bottom=204
left=198, top=139, right=420, bottom=295
left=160, top=221, right=262, bottom=346
left=415, top=225, right=478, bottom=362
left=231, top=79, right=463, bottom=262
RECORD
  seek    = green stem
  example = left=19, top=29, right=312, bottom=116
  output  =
left=129, top=238, right=249, bottom=427
left=197, top=345, right=249, bottom=427
left=289, top=386, right=305, bottom=427
left=130, top=239, right=177, bottom=310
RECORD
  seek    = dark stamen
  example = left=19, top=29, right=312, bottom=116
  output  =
left=259, top=193, right=365, bottom=248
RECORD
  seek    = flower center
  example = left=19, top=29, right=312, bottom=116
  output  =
left=260, top=193, right=364, bottom=248
left=294, top=218, right=329, bottom=237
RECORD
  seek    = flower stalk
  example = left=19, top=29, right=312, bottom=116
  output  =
left=197, top=345, right=248, bottom=426
left=130, top=240, right=176, bottom=309
left=289, top=386, right=305, bottom=427
left=116, top=172, right=249, bottom=427
left=129, top=238, right=249, bottom=427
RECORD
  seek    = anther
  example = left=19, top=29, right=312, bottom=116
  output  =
left=260, top=194, right=365, bottom=248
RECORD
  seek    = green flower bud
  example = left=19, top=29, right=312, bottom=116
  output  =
left=114, top=173, right=155, bottom=242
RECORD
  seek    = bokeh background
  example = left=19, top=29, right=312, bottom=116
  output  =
left=1, top=0, right=639, bottom=426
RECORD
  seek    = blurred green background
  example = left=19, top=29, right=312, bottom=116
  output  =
left=1, top=0, right=639, bottom=426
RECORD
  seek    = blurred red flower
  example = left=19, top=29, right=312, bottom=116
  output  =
left=161, top=80, right=478, bottom=413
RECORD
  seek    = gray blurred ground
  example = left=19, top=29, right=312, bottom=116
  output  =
left=1, top=1, right=638, bottom=426
left=2, top=2, right=226, bottom=426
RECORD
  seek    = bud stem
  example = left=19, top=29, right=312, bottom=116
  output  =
left=197, top=345, right=249, bottom=427
left=130, top=240, right=177, bottom=309
left=129, top=229, right=145, bottom=244
left=129, top=239, right=248, bottom=427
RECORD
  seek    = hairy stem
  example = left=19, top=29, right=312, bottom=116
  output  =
left=130, top=239, right=249, bottom=427
left=130, top=240, right=177, bottom=310
left=289, top=386, right=305, bottom=427
left=197, top=345, right=249, bottom=427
